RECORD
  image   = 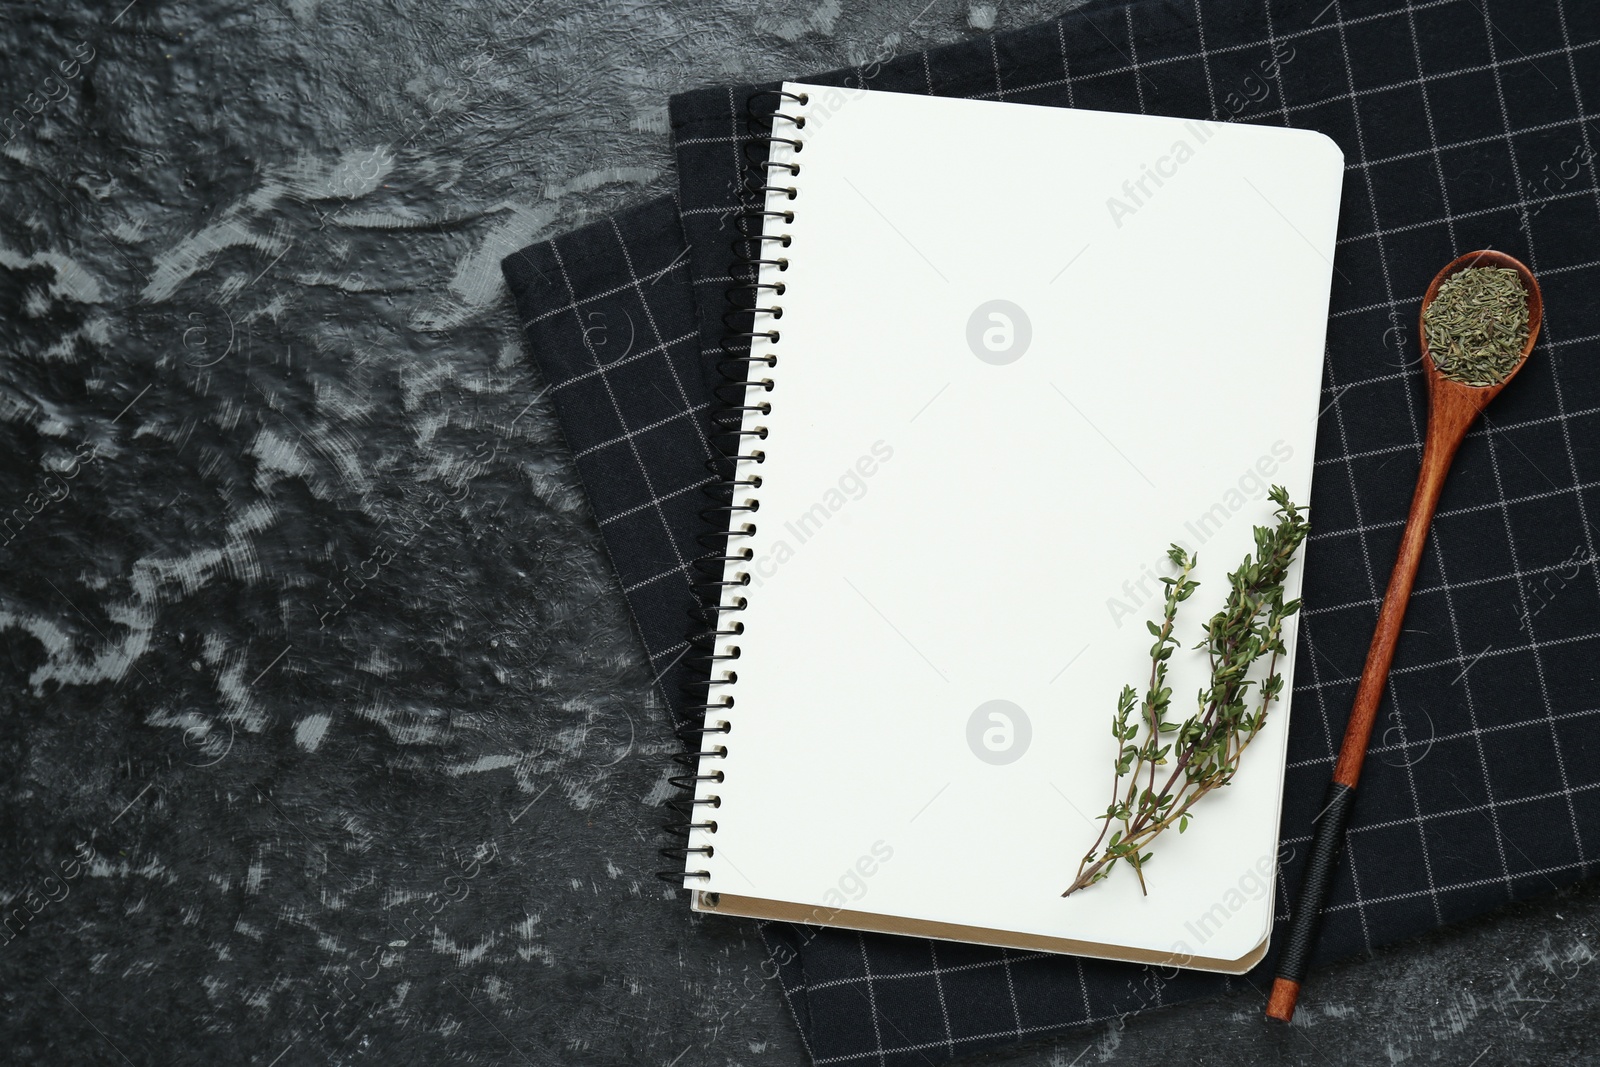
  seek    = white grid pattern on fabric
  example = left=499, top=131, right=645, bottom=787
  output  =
left=1326, top=0, right=1448, bottom=931
left=598, top=477, right=715, bottom=528
left=1288, top=629, right=1598, bottom=694
left=804, top=953, right=1058, bottom=994
left=661, top=0, right=1600, bottom=1059
left=1307, top=480, right=1600, bottom=546
left=551, top=332, right=700, bottom=397
left=1190, top=0, right=1222, bottom=119
left=1474, top=0, right=1593, bottom=876
left=498, top=0, right=1600, bottom=1060
left=1283, top=704, right=1600, bottom=770
left=607, top=217, right=716, bottom=464
left=575, top=403, right=712, bottom=460
left=856, top=933, right=889, bottom=1066
left=1303, top=551, right=1599, bottom=615
left=519, top=259, right=688, bottom=330
left=927, top=941, right=956, bottom=1057
left=545, top=239, right=703, bottom=666
left=648, top=0, right=1600, bottom=1056
left=962, top=39, right=1600, bottom=112
left=670, top=56, right=1600, bottom=173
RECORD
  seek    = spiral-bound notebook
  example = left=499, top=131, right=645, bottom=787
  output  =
left=683, top=83, right=1343, bottom=973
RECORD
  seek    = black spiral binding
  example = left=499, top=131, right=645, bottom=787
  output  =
left=657, top=87, right=808, bottom=891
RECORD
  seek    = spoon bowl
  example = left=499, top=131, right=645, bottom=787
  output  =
left=1418, top=249, right=1543, bottom=417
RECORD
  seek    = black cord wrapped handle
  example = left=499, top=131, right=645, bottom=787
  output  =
left=1267, top=781, right=1356, bottom=1017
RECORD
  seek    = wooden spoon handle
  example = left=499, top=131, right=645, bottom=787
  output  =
left=1333, top=399, right=1476, bottom=788
left=1266, top=395, right=1479, bottom=1020
left=1269, top=249, right=1538, bottom=1023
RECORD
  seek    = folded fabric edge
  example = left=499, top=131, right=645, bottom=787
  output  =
left=664, top=0, right=1280, bottom=144
left=499, top=193, right=712, bottom=727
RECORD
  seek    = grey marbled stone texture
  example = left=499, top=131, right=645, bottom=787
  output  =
left=2, top=0, right=1599, bottom=1062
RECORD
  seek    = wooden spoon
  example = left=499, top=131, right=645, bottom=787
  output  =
left=1265, top=249, right=1542, bottom=1023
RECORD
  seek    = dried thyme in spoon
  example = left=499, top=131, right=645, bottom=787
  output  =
left=1422, top=266, right=1529, bottom=386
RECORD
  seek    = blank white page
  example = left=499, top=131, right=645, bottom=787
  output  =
left=689, top=82, right=1343, bottom=968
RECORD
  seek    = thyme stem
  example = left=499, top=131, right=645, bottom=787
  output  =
left=1064, top=488, right=1308, bottom=899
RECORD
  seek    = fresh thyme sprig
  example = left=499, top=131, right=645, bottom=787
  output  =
left=1063, top=487, right=1309, bottom=898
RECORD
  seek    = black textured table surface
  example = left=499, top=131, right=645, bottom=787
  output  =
left=3, top=0, right=1598, bottom=1064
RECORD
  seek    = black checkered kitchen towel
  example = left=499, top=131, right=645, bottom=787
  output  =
left=504, top=0, right=1600, bottom=1061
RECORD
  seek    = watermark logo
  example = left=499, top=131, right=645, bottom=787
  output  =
left=1166, top=844, right=1294, bottom=966
left=181, top=305, right=236, bottom=368
left=2, top=441, right=99, bottom=548
left=1104, top=120, right=1219, bottom=229
left=1378, top=705, right=1436, bottom=769
left=966, top=300, right=1031, bottom=365
left=1105, top=439, right=1295, bottom=628
left=1516, top=544, right=1592, bottom=633
left=966, top=700, right=1031, bottom=765
left=746, top=440, right=894, bottom=588
left=1104, top=42, right=1297, bottom=231
left=3, top=41, right=94, bottom=145
left=815, top=840, right=894, bottom=914
left=1519, top=143, right=1594, bottom=233
left=1, top=840, right=97, bottom=950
